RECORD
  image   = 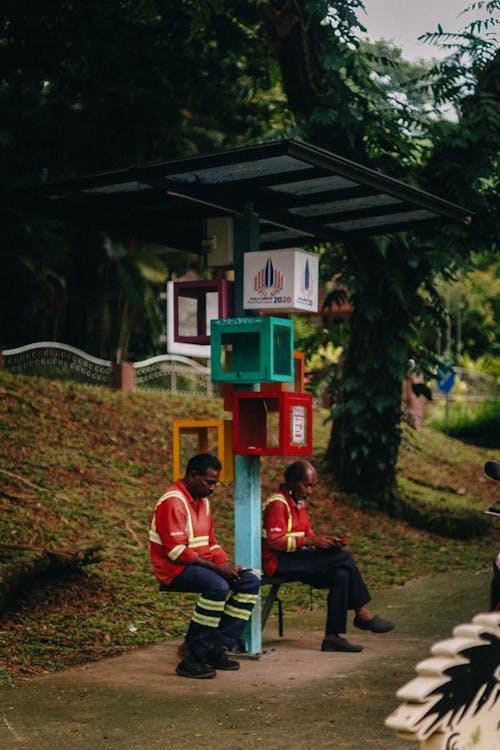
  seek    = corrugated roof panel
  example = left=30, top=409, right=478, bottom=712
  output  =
left=82, top=182, right=150, bottom=195
left=327, top=209, right=438, bottom=231
left=168, top=155, right=309, bottom=185
left=269, top=175, right=358, bottom=195
left=4, top=140, right=472, bottom=243
left=290, top=193, right=404, bottom=217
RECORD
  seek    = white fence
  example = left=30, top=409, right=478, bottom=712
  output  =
left=134, top=353, right=213, bottom=395
left=1, top=342, right=213, bottom=396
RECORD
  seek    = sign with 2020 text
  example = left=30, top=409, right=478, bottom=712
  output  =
left=243, top=248, right=319, bottom=313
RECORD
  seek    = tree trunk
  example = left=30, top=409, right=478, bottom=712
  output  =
left=325, top=311, right=403, bottom=511
left=324, top=237, right=418, bottom=512
left=262, top=1, right=325, bottom=115
left=262, top=2, right=425, bottom=508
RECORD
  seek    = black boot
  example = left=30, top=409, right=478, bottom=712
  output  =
left=175, top=655, right=216, bottom=679
left=206, top=646, right=240, bottom=670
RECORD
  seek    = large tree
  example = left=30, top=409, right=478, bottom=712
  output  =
left=262, top=1, right=499, bottom=509
left=1, top=1, right=497, bottom=506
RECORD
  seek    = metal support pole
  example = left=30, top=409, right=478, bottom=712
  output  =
left=234, top=454, right=262, bottom=652
left=232, top=202, right=262, bottom=654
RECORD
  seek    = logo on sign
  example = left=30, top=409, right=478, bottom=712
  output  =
left=254, top=258, right=284, bottom=293
left=299, top=259, right=312, bottom=299
left=244, top=248, right=318, bottom=311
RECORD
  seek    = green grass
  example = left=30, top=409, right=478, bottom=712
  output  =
left=426, top=400, right=500, bottom=449
left=0, top=371, right=499, bottom=680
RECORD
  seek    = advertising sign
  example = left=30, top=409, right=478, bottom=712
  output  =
left=243, top=248, right=319, bottom=312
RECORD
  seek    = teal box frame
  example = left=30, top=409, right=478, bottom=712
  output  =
left=210, top=317, right=294, bottom=384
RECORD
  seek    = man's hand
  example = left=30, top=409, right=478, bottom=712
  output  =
left=216, top=561, right=242, bottom=583
left=304, top=534, right=347, bottom=550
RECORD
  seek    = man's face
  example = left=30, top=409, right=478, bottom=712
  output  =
left=186, top=467, right=220, bottom=499
left=290, top=466, right=317, bottom=502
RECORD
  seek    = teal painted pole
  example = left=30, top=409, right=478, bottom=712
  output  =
left=232, top=203, right=262, bottom=654
left=234, top=454, right=261, bottom=652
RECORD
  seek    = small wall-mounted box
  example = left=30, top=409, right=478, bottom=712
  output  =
left=232, top=391, right=313, bottom=456
left=205, top=217, right=234, bottom=267
left=172, top=418, right=234, bottom=482
left=210, top=317, right=294, bottom=384
left=173, top=279, right=234, bottom=345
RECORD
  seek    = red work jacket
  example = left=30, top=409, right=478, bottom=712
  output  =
left=261, top=484, right=313, bottom=576
left=149, top=480, right=229, bottom=585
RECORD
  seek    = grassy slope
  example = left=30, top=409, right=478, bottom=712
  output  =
left=0, top=372, right=499, bottom=683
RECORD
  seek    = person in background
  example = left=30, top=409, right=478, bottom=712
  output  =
left=262, top=460, right=394, bottom=652
left=150, top=453, right=259, bottom=678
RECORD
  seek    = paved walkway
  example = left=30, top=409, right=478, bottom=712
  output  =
left=0, top=570, right=493, bottom=750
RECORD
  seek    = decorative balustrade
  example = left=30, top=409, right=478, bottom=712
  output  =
left=1, top=341, right=111, bottom=386
left=1, top=342, right=212, bottom=395
left=134, top=354, right=213, bottom=395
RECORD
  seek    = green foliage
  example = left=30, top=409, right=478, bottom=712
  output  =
left=0, top=0, right=286, bottom=185
left=435, top=257, right=500, bottom=359
left=0, top=0, right=498, bottom=509
left=419, top=6, right=500, bottom=247
left=280, top=2, right=500, bottom=507
left=427, top=400, right=500, bottom=448
left=458, top=353, right=500, bottom=379
left=359, top=39, right=439, bottom=126
left=306, top=341, right=343, bottom=402
left=0, top=0, right=292, bottom=354
left=419, top=2, right=500, bottom=95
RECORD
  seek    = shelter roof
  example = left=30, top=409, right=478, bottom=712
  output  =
left=7, top=139, right=472, bottom=251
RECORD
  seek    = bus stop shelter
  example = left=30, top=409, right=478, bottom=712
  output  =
left=6, top=139, right=472, bottom=652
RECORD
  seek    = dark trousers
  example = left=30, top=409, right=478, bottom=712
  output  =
left=163, top=566, right=260, bottom=661
left=275, top=548, right=370, bottom=635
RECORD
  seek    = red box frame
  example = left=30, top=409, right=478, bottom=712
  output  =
left=232, top=391, right=313, bottom=456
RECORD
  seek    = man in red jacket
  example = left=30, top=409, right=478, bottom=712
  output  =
left=150, top=453, right=259, bottom=679
left=262, top=460, right=394, bottom=652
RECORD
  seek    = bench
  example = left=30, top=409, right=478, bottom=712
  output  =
left=261, top=576, right=313, bottom=637
left=160, top=575, right=310, bottom=641
left=261, top=576, right=285, bottom=636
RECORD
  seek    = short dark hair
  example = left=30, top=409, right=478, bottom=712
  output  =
left=185, top=453, right=222, bottom=476
left=284, top=461, right=312, bottom=484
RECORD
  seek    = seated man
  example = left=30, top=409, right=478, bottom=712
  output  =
left=150, top=453, right=259, bottom=679
left=262, top=460, right=394, bottom=652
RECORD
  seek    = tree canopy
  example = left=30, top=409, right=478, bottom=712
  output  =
left=1, top=0, right=498, bottom=507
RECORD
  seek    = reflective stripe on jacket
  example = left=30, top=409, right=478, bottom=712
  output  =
left=261, top=485, right=313, bottom=576
left=149, top=480, right=229, bottom=585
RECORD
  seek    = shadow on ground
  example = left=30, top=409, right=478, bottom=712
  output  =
left=0, top=569, right=493, bottom=750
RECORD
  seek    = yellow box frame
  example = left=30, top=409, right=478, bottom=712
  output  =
left=172, top=418, right=234, bottom=482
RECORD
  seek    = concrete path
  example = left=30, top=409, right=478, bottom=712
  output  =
left=0, top=569, right=493, bottom=750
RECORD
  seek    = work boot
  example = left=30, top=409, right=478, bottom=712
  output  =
left=176, top=640, right=190, bottom=660
left=175, top=656, right=216, bottom=679
left=206, top=646, right=240, bottom=670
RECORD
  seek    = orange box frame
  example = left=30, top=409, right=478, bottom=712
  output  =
left=172, top=418, right=234, bottom=482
